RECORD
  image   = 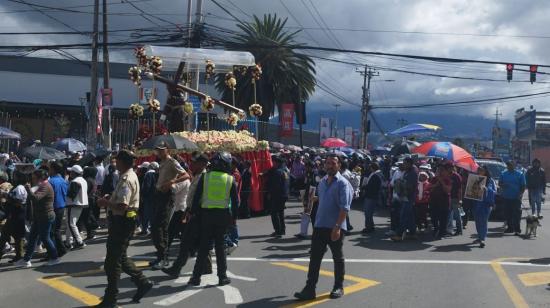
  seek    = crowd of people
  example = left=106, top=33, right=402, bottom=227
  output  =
left=0, top=143, right=546, bottom=306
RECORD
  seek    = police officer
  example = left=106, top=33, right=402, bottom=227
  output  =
left=188, top=152, right=239, bottom=286
left=95, top=150, right=153, bottom=308
left=266, top=155, right=290, bottom=238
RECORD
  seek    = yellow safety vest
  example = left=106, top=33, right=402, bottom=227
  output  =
left=201, top=171, right=233, bottom=209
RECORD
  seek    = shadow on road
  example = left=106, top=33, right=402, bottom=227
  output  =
left=237, top=296, right=297, bottom=308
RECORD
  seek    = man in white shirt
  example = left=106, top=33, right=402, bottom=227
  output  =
left=65, top=165, right=88, bottom=249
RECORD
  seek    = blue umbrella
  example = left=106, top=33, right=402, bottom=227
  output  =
left=0, top=126, right=21, bottom=139
left=339, top=147, right=356, bottom=155
left=54, top=138, right=87, bottom=153
left=388, top=123, right=441, bottom=137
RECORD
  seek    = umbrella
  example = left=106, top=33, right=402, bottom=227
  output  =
left=412, top=141, right=479, bottom=172
left=388, top=123, right=441, bottom=137
left=270, top=142, right=284, bottom=150
left=389, top=140, right=421, bottom=156
left=22, top=146, right=67, bottom=160
left=0, top=126, right=21, bottom=139
left=54, top=138, right=86, bottom=153
left=285, top=145, right=302, bottom=152
left=340, top=147, right=356, bottom=155
left=78, top=148, right=112, bottom=166
left=141, top=134, right=198, bottom=151
left=321, top=138, right=347, bottom=148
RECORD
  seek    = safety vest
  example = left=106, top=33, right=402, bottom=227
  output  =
left=201, top=171, right=233, bottom=209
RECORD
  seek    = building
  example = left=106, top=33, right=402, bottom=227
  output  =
left=512, top=108, right=550, bottom=169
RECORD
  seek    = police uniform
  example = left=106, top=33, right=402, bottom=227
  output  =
left=95, top=151, right=152, bottom=308
left=189, top=158, right=239, bottom=286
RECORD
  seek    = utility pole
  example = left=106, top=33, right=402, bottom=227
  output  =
left=357, top=65, right=378, bottom=148
left=102, top=0, right=111, bottom=150
left=333, top=103, right=341, bottom=138
left=193, top=0, right=203, bottom=91
left=494, top=107, right=502, bottom=127
left=88, top=0, right=100, bottom=147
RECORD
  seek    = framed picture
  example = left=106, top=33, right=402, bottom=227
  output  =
left=464, top=174, right=487, bottom=201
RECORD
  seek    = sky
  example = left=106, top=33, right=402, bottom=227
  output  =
left=2, top=0, right=550, bottom=123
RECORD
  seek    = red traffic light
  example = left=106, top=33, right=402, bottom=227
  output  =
left=506, top=64, right=514, bottom=71
left=530, top=65, right=538, bottom=73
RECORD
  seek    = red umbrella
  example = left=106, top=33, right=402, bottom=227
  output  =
left=412, top=141, right=479, bottom=172
left=321, top=138, right=348, bottom=148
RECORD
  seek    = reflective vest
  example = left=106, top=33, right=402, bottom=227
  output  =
left=201, top=171, right=233, bottom=209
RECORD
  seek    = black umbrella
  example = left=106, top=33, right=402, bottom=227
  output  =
left=79, top=148, right=112, bottom=166
left=141, top=134, right=198, bottom=151
left=53, top=138, right=86, bottom=153
left=22, top=146, right=67, bottom=160
left=389, top=140, right=421, bottom=156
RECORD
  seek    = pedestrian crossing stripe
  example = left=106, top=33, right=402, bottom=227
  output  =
left=271, top=262, right=380, bottom=308
left=518, top=271, right=550, bottom=287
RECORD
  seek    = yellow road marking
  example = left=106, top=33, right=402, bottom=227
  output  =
left=490, top=258, right=529, bottom=308
left=271, top=262, right=380, bottom=308
left=38, top=261, right=149, bottom=306
left=518, top=271, right=550, bottom=287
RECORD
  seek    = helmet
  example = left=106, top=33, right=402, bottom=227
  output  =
left=210, top=152, right=232, bottom=172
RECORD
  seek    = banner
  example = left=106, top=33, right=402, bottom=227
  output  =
left=280, top=103, right=294, bottom=137
left=344, top=127, right=353, bottom=145
left=319, top=117, right=331, bottom=144
left=96, top=90, right=103, bottom=134
left=101, top=88, right=112, bottom=109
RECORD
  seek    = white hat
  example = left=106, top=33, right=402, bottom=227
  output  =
left=67, top=165, right=84, bottom=175
left=149, top=162, right=160, bottom=170
left=419, top=164, right=432, bottom=170
left=138, top=162, right=151, bottom=169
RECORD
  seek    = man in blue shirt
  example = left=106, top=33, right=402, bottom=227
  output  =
left=48, top=161, right=69, bottom=257
left=499, top=161, right=526, bottom=235
left=295, top=154, right=352, bottom=301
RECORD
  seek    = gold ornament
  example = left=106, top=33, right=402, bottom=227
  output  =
left=183, top=102, right=194, bottom=115
left=129, top=103, right=144, bottom=119
left=134, top=46, right=147, bottom=66
left=237, top=110, right=247, bottom=121
left=201, top=96, right=214, bottom=112
left=147, top=99, right=161, bottom=113
left=225, top=72, right=237, bottom=90
left=205, top=60, right=215, bottom=80
left=249, top=103, right=263, bottom=117
left=250, top=64, right=262, bottom=83
left=227, top=112, right=239, bottom=127
left=128, top=66, right=142, bottom=85
left=149, top=56, right=162, bottom=74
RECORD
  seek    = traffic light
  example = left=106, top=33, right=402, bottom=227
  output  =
left=530, top=65, right=538, bottom=84
left=506, top=64, right=514, bottom=82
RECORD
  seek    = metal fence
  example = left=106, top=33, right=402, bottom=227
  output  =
left=0, top=111, right=13, bottom=151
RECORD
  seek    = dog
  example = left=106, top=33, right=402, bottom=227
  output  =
left=525, top=215, right=542, bottom=238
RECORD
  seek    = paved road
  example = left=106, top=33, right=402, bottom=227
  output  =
left=1, top=198, right=549, bottom=308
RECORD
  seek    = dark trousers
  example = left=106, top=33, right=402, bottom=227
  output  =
left=78, top=207, right=98, bottom=237
left=390, top=200, right=402, bottom=232
left=503, top=198, right=522, bottom=232
left=415, top=203, right=429, bottom=229
left=270, top=198, right=286, bottom=235
left=151, top=190, right=174, bottom=260
left=0, top=224, right=23, bottom=259
left=103, top=215, right=147, bottom=301
left=171, top=215, right=212, bottom=274
left=239, top=192, right=251, bottom=218
left=306, top=228, right=345, bottom=289
left=168, top=210, right=185, bottom=249
left=192, top=211, right=230, bottom=279
left=432, top=206, right=449, bottom=237
left=52, top=208, right=67, bottom=256
left=140, top=198, right=154, bottom=231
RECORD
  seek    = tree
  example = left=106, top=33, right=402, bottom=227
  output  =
left=216, top=14, right=316, bottom=121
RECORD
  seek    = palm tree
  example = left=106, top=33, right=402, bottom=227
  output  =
left=215, top=14, right=316, bottom=122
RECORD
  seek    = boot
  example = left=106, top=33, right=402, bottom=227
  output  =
left=132, top=280, right=153, bottom=303
left=92, top=297, right=117, bottom=308
left=219, top=276, right=231, bottom=286
left=294, top=286, right=316, bottom=301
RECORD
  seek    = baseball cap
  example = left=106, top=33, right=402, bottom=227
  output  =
left=138, top=161, right=151, bottom=169
left=149, top=161, right=160, bottom=169
left=67, top=165, right=84, bottom=175
left=155, top=141, right=169, bottom=150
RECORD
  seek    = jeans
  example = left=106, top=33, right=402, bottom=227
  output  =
left=503, top=198, right=522, bottom=232
left=66, top=207, right=83, bottom=245
left=52, top=208, right=67, bottom=256
left=397, top=201, right=416, bottom=235
left=306, top=228, right=345, bottom=289
left=529, top=188, right=543, bottom=216
left=140, top=197, right=155, bottom=232
left=363, top=198, right=377, bottom=229
left=474, top=205, right=492, bottom=241
left=24, top=218, right=58, bottom=261
left=448, top=199, right=462, bottom=233
left=225, top=223, right=239, bottom=246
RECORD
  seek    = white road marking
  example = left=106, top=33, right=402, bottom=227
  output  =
left=130, top=255, right=549, bottom=268
left=153, top=266, right=257, bottom=306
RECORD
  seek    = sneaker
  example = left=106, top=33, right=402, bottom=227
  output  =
left=385, top=230, right=396, bottom=236
left=187, top=276, right=201, bottom=286
left=132, top=280, right=153, bottom=303
left=226, top=244, right=238, bottom=256
left=329, top=287, right=344, bottom=299
left=72, top=242, right=86, bottom=250
left=149, top=259, right=161, bottom=267
left=135, top=227, right=142, bottom=234
left=14, top=259, right=31, bottom=268
left=162, top=267, right=180, bottom=279
left=45, top=258, right=61, bottom=266
left=219, top=277, right=231, bottom=286
left=294, top=234, right=307, bottom=239
left=480, top=241, right=486, bottom=248
left=86, top=235, right=97, bottom=241
left=294, top=287, right=316, bottom=301
left=473, top=239, right=481, bottom=244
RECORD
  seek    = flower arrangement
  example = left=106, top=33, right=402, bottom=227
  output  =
left=225, top=72, right=237, bottom=90
left=183, top=102, right=194, bottom=115
left=234, top=65, right=248, bottom=76
left=128, top=66, right=142, bottom=85
left=147, top=99, right=161, bottom=113
left=257, top=140, right=269, bottom=150
left=149, top=56, right=162, bottom=74
left=201, top=96, right=215, bottom=112
left=249, top=103, right=263, bottom=117
left=134, top=46, right=148, bottom=66
left=227, top=112, right=239, bottom=126
left=129, top=103, right=144, bottom=119
left=173, top=130, right=260, bottom=153
left=250, top=64, right=262, bottom=83
left=237, top=110, right=247, bottom=121
left=205, top=60, right=215, bottom=80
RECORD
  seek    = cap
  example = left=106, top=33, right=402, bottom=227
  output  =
left=155, top=141, right=169, bottom=150
left=419, top=164, right=432, bottom=170
left=115, top=149, right=137, bottom=162
left=149, top=161, right=160, bottom=169
left=67, top=165, right=84, bottom=175
left=138, top=161, right=151, bottom=169
left=191, top=151, right=209, bottom=163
